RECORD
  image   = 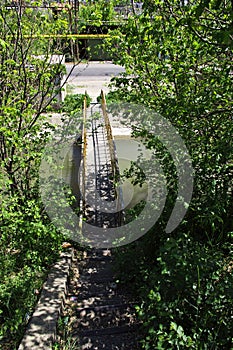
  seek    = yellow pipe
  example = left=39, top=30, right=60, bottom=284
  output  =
left=24, top=34, right=111, bottom=39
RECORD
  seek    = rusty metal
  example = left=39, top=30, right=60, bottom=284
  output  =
left=101, top=90, right=116, bottom=178
left=100, top=90, right=124, bottom=225
left=79, top=94, right=87, bottom=233
left=82, top=95, right=87, bottom=204
left=79, top=92, right=124, bottom=230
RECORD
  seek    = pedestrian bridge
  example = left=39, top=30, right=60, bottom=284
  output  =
left=79, top=91, right=124, bottom=238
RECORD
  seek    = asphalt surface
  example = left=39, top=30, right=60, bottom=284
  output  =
left=65, top=61, right=125, bottom=102
left=66, top=61, right=125, bottom=77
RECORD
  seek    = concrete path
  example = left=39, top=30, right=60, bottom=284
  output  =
left=18, top=250, right=73, bottom=350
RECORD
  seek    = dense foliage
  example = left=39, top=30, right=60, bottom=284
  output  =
left=106, top=0, right=233, bottom=348
left=0, top=0, right=232, bottom=348
left=0, top=2, right=84, bottom=348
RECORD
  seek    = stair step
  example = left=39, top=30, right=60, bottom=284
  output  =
left=73, top=288, right=137, bottom=302
left=76, top=302, right=136, bottom=313
left=79, top=324, right=139, bottom=337
left=77, top=280, right=115, bottom=290
left=76, top=326, right=141, bottom=350
left=80, top=276, right=115, bottom=284
left=73, top=304, right=137, bottom=330
left=65, top=247, right=140, bottom=349
left=82, top=263, right=113, bottom=272
left=81, top=266, right=114, bottom=279
left=74, top=291, right=118, bottom=299
left=69, top=296, right=126, bottom=308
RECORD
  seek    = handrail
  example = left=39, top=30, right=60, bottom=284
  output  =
left=100, top=90, right=124, bottom=225
left=101, top=90, right=116, bottom=179
left=82, top=95, right=88, bottom=207
left=79, top=94, right=88, bottom=234
left=80, top=91, right=124, bottom=231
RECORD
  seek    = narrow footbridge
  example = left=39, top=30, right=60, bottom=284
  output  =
left=79, top=91, right=124, bottom=241
left=70, top=93, right=141, bottom=349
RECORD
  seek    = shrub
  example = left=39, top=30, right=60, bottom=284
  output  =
left=136, top=234, right=233, bottom=349
left=0, top=196, right=63, bottom=347
left=61, top=93, right=91, bottom=116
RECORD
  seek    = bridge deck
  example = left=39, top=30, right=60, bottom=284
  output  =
left=84, top=103, right=119, bottom=228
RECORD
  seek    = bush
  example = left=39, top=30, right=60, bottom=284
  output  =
left=136, top=234, right=233, bottom=349
left=61, top=93, right=91, bottom=116
left=0, top=196, right=64, bottom=348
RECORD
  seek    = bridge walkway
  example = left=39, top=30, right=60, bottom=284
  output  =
left=61, top=92, right=141, bottom=349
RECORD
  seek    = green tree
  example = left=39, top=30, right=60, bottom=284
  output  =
left=0, top=0, right=72, bottom=197
left=105, top=1, right=233, bottom=348
left=78, top=0, right=120, bottom=28
left=0, top=1, right=80, bottom=347
left=106, top=0, right=233, bottom=241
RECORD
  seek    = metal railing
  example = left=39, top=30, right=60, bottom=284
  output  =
left=100, top=90, right=117, bottom=179
left=79, top=91, right=124, bottom=231
left=100, top=90, right=124, bottom=225
left=79, top=95, right=88, bottom=234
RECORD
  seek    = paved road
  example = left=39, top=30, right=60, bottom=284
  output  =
left=65, top=61, right=125, bottom=102
left=66, top=61, right=125, bottom=77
